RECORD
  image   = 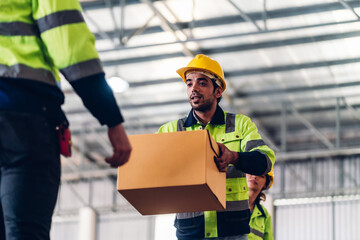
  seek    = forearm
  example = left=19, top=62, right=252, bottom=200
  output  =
left=234, top=151, right=268, bottom=175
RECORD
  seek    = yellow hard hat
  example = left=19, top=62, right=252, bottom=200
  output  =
left=176, top=54, right=226, bottom=91
left=266, top=169, right=274, bottom=189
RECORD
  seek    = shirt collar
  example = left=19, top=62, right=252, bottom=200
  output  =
left=183, top=105, right=225, bottom=127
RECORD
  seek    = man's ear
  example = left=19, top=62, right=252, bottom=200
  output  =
left=215, top=87, right=223, bottom=98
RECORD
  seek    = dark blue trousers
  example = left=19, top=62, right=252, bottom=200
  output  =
left=0, top=112, right=60, bottom=240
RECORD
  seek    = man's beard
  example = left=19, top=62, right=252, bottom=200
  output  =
left=190, top=97, right=216, bottom=112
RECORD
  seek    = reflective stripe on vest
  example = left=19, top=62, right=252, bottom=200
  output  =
left=204, top=211, right=218, bottom=238
left=36, top=10, right=84, bottom=33
left=0, top=63, right=57, bottom=86
left=176, top=112, right=249, bottom=238
left=0, top=22, right=39, bottom=36
left=60, top=58, right=103, bottom=82
left=250, top=228, right=265, bottom=239
left=245, top=139, right=266, bottom=152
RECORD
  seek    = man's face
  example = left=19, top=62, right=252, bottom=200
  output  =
left=186, top=72, right=222, bottom=112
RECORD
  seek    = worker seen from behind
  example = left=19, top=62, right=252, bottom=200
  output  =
left=158, top=54, right=275, bottom=240
left=0, top=0, right=131, bottom=239
left=246, top=170, right=274, bottom=240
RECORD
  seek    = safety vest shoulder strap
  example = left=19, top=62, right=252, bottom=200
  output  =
left=225, top=112, right=236, bottom=133
left=177, top=117, right=187, bottom=132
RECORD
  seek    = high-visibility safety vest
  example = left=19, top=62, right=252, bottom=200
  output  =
left=158, top=107, right=275, bottom=239
left=0, top=0, right=102, bottom=87
left=248, top=203, right=273, bottom=240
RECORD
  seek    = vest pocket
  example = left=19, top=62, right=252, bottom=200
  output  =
left=226, top=177, right=248, bottom=201
left=253, top=217, right=265, bottom=232
left=215, top=132, right=242, bottom=152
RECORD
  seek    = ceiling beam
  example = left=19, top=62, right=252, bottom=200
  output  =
left=253, top=104, right=360, bottom=118
left=80, top=0, right=151, bottom=10
left=227, top=0, right=263, bottom=31
left=276, top=147, right=360, bottom=161
left=203, top=30, right=360, bottom=54
left=140, top=0, right=194, bottom=57
left=226, top=57, right=360, bottom=77
left=100, top=29, right=360, bottom=66
left=97, top=19, right=359, bottom=53
left=235, top=80, right=360, bottom=98
left=339, top=0, right=360, bottom=19
left=85, top=1, right=359, bottom=29
left=101, top=54, right=360, bottom=76
left=65, top=99, right=188, bottom=115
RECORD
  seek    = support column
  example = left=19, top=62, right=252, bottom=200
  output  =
left=78, top=207, right=97, bottom=240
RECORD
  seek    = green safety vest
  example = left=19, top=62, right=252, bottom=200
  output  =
left=0, top=0, right=102, bottom=86
left=158, top=109, right=275, bottom=238
left=248, top=203, right=273, bottom=240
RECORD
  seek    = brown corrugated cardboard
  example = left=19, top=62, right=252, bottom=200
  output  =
left=117, top=130, right=226, bottom=215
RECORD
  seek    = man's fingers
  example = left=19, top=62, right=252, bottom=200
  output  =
left=217, top=143, right=226, bottom=155
left=214, top=156, right=228, bottom=172
left=105, top=149, right=131, bottom=168
left=219, top=166, right=227, bottom=172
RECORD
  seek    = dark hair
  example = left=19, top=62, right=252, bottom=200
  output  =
left=255, top=191, right=266, bottom=204
left=211, top=79, right=222, bottom=103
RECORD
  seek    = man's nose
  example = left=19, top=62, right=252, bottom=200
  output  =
left=192, top=82, right=200, bottom=91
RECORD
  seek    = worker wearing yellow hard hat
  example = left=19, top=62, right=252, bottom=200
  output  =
left=158, top=54, right=275, bottom=239
left=176, top=54, right=227, bottom=91
left=246, top=169, right=275, bottom=240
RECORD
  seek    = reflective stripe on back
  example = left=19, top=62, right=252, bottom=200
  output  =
left=0, top=63, right=57, bottom=86
left=0, top=22, right=39, bottom=36
left=250, top=228, right=264, bottom=239
left=36, top=10, right=84, bottom=33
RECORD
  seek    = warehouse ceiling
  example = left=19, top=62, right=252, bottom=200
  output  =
left=60, top=0, right=360, bottom=179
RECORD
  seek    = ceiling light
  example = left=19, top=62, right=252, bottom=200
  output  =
left=107, top=76, right=129, bottom=93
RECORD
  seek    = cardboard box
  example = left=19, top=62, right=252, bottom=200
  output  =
left=117, top=130, right=226, bottom=215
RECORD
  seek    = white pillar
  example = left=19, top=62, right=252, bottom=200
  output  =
left=78, top=206, right=97, bottom=240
